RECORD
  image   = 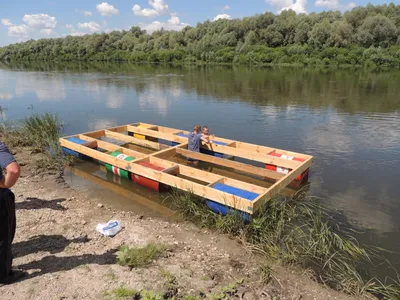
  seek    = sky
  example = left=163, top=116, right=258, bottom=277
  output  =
left=0, top=0, right=397, bottom=46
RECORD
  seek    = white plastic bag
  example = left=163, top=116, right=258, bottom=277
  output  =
left=96, top=220, right=121, bottom=236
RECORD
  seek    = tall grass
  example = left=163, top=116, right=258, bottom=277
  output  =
left=1, top=113, right=63, bottom=155
left=165, top=189, right=400, bottom=299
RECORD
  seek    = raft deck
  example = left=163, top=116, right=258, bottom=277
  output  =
left=59, top=122, right=313, bottom=215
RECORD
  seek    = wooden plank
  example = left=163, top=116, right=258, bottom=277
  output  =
left=207, top=178, right=224, bottom=187
left=176, top=148, right=284, bottom=180
left=252, top=157, right=313, bottom=211
left=104, top=130, right=169, bottom=151
left=78, top=135, right=147, bottom=159
left=60, top=138, right=254, bottom=214
left=223, top=178, right=267, bottom=195
left=162, top=165, right=180, bottom=175
left=127, top=125, right=187, bottom=144
left=234, top=142, right=311, bottom=160
left=203, top=144, right=302, bottom=169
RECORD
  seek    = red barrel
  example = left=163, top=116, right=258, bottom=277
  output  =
left=266, top=151, right=309, bottom=181
left=131, top=162, right=169, bottom=192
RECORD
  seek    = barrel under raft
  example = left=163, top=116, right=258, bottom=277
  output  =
left=62, top=137, right=97, bottom=159
left=206, top=183, right=258, bottom=223
left=105, top=151, right=135, bottom=179
left=265, top=151, right=310, bottom=183
left=131, top=162, right=169, bottom=192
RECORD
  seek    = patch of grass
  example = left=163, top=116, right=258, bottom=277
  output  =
left=166, top=189, right=400, bottom=298
left=140, top=290, right=164, bottom=300
left=104, top=286, right=139, bottom=300
left=116, top=243, right=164, bottom=268
left=210, top=279, right=244, bottom=300
left=260, top=264, right=273, bottom=284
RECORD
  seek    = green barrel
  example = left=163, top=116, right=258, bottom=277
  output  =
left=105, top=151, right=135, bottom=180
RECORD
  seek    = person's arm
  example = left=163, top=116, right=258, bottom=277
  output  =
left=0, top=162, right=20, bottom=189
left=200, top=134, right=212, bottom=144
left=0, top=142, right=20, bottom=189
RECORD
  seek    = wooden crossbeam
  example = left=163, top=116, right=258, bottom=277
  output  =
left=104, top=130, right=169, bottom=151
left=60, top=138, right=255, bottom=214
left=176, top=148, right=284, bottom=180
left=78, top=135, right=147, bottom=159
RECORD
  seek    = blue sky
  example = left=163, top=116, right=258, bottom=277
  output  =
left=0, top=0, right=397, bottom=46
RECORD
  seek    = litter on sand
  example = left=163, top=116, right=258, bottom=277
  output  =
left=96, top=220, right=121, bottom=236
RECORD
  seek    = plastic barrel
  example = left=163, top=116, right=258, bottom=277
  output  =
left=131, top=162, right=169, bottom=192
left=172, top=132, right=188, bottom=146
left=206, top=183, right=258, bottom=223
left=265, top=151, right=309, bottom=181
left=105, top=151, right=135, bottom=180
left=128, top=124, right=158, bottom=142
left=62, top=137, right=97, bottom=160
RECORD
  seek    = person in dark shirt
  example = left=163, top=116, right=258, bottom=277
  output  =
left=0, top=141, right=24, bottom=285
left=187, top=125, right=211, bottom=166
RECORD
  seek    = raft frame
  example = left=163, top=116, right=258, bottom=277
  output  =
left=59, top=122, right=313, bottom=215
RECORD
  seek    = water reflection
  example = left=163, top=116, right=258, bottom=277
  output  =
left=15, top=72, right=66, bottom=101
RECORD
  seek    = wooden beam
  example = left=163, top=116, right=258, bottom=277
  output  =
left=252, top=157, right=314, bottom=211
left=78, top=135, right=147, bottom=159
left=60, top=138, right=254, bottom=214
left=104, top=130, right=169, bottom=151
left=176, top=148, right=284, bottom=180
left=162, top=165, right=180, bottom=175
left=234, top=142, right=312, bottom=160
left=203, top=143, right=302, bottom=169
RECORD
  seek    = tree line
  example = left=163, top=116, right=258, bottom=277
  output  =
left=1, top=3, right=400, bottom=69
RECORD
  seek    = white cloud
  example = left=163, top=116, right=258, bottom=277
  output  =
left=267, top=0, right=307, bottom=14
left=213, top=14, right=232, bottom=21
left=84, top=11, right=93, bottom=16
left=40, top=28, right=55, bottom=35
left=315, top=0, right=339, bottom=9
left=133, top=0, right=169, bottom=17
left=223, top=5, right=230, bottom=11
left=66, top=24, right=75, bottom=30
left=141, top=13, right=189, bottom=33
left=346, top=2, right=357, bottom=9
left=69, top=32, right=88, bottom=36
left=315, top=0, right=357, bottom=10
left=7, top=24, right=31, bottom=37
left=96, top=2, right=119, bottom=16
left=1, top=18, right=13, bottom=26
left=78, top=22, right=102, bottom=32
left=22, top=14, right=57, bottom=28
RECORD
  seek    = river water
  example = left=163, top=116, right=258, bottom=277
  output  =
left=1, top=61, right=399, bottom=266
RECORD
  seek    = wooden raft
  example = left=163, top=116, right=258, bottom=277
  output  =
left=59, top=122, right=313, bottom=215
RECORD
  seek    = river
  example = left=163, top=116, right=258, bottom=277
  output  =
left=1, top=61, right=399, bottom=271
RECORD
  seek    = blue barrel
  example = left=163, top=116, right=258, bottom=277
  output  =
left=62, top=137, right=97, bottom=160
left=172, top=132, right=188, bottom=146
left=207, top=183, right=258, bottom=223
